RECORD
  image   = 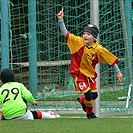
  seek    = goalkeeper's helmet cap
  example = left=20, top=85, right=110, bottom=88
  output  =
left=0, top=68, right=15, bottom=83
left=83, top=24, right=99, bottom=38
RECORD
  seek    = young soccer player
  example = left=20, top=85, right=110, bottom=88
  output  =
left=0, top=68, right=60, bottom=120
left=57, top=7, right=123, bottom=119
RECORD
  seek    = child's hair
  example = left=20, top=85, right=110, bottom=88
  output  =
left=0, top=68, right=15, bottom=83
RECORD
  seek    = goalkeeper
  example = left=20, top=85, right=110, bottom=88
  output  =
left=57, top=7, right=123, bottom=119
left=0, top=68, right=60, bottom=120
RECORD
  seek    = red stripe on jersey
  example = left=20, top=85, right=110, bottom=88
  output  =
left=70, top=46, right=84, bottom=74
left=111, top=58, right=119, bottom=66
left=91, top=54, right=98, bottom=69
left=65, top=32, right=70, bottom=43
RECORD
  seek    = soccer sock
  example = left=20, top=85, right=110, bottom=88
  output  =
left=86, top=106, right=94, bottom=114
left=78, top=96, right=86, bottom=112
left=37, top=111, right=60, bottom=119
left=79, top=96, right=85, bottom=105
left=36, top=111, right=42, bottom=119
left=84, top=99, right=94, bottom=114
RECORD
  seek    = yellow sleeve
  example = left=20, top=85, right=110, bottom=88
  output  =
left=98, top=45, right=119, bottom=66
left=66, top=32, right=84, bottom=54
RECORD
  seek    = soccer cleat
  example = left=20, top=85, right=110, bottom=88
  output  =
left=86, top=113, right=98, bottom=119
left=77, top=97, right=86, bottom=112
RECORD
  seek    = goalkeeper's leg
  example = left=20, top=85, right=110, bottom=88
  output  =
left=31, top=111, right=60, bottom=119
left=22, top=97, right=60, bottom=119
left=0, top=111, right=60, bottom=120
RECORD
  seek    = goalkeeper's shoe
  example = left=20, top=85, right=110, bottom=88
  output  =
left=87, top=113, right=98, bottom=119
left=49, top=111, right=60, bottom=118
left=77, top=97, right=86, bottom=112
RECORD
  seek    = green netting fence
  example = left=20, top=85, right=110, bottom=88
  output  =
left=0, top=0, right=132, bottom=115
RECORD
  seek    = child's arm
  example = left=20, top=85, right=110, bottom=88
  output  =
left=57, top=7, right=68, bottom=37
left=113, top=63, right=123, bottom=82
left=113, top=64, right=120, bottom=74
left=59, top=21, right=68, bottom=37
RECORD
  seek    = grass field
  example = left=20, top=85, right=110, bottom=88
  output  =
left=0, top=114, right=132, bottom=133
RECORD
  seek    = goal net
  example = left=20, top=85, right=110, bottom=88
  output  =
left=0, top=0, right=132, bottom=115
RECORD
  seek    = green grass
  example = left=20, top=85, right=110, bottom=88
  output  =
left=0, top=114, right=133, bottom=133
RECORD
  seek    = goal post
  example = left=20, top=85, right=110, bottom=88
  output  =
left=119, top=0, right=133, bottom=107
left=28, top=0, right=37, bottom=98
left=90, top=0, right=100, bottom=117
left=1, top=0, right=9, bottom=69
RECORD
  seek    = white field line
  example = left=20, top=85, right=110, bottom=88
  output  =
left=61, top=116, right=133, bottom=119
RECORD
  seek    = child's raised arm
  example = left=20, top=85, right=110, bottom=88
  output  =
left=57, top=7, right=68, bottom=37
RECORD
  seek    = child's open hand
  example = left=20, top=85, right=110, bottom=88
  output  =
left=116, top=72, right=123, bottom=82
left=57, top=7, right=64, bottom=21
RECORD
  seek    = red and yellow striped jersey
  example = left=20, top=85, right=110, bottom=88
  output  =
left=66, top=32, right=119, bottom=78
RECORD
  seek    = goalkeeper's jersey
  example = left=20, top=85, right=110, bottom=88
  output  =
left=0, top=82, right=34, bottom=118
left=66, top=32, right=118, bottom=78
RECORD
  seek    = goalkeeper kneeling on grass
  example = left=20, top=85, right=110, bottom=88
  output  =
left=57, top=7, right=123, bottom=119
left=0, top=68, right=60, bottom=120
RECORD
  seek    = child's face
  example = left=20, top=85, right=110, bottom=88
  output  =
left=82, top=32, right=95, bottom=45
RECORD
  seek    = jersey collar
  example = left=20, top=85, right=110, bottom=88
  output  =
left=86, top=40, right=98, bottom=49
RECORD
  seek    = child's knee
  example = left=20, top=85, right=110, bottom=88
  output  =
left=92, top=92, right=98, bottom=100
left=84, top=90, right=92, bottom=101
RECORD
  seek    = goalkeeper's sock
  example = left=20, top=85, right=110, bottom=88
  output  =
left=37, top=111, right=60, bottom=119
